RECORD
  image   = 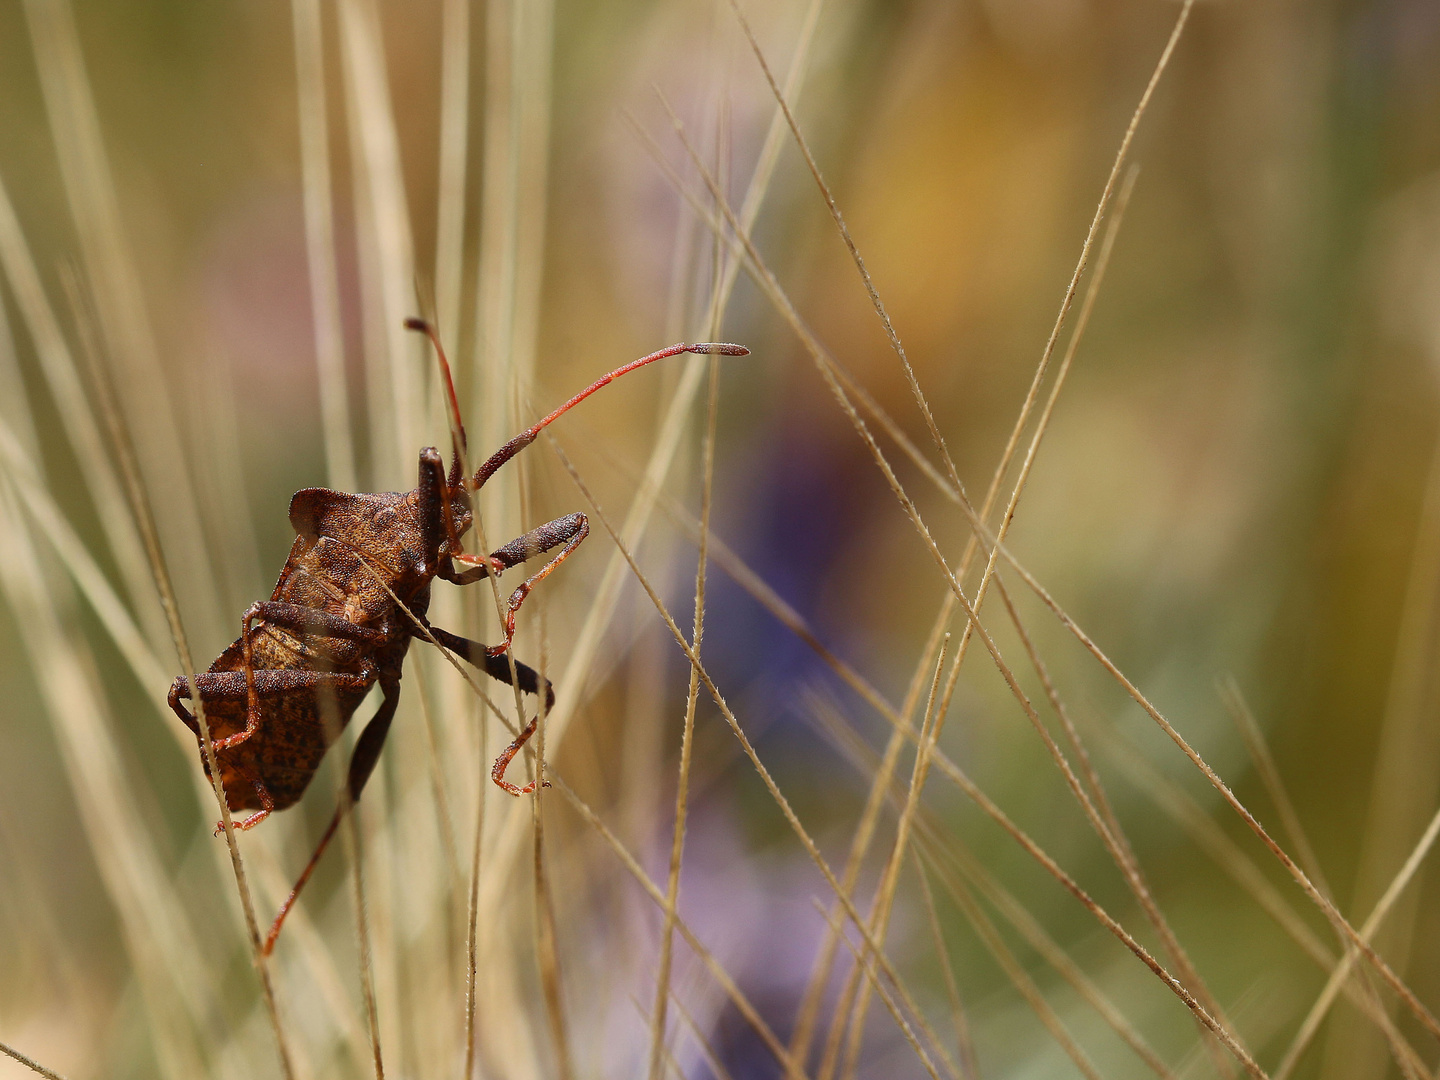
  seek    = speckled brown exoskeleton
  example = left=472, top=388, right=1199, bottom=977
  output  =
left=167, top=319, right=748, bottom=953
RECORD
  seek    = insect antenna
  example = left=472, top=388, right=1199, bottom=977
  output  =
left=472, top=341, right=750, bottom=489
left=404, top=317, right=469, bottom=488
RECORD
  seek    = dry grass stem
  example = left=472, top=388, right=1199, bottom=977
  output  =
left=814, top=901, right=945, bottom=1080
left=931, top=834, right=1176, bottom=1080
left=811, top=692, right=1179, bottom=1080
left=554, top=437, right=981, bottom=1080
left=1221, top=679, right=1333, bottom=898
left=1097, top=727, right=1430, bottom=1079
left=792, top=596, right=953, bottom=1070
left=532, top=619, right=577, bottom=1080
left=647, top=355, right=722, bottom=1077
left=830, top=633, right=952, bottom=1078
left=292, top=0, right=357, bottom=493
left=920, top=736, right=1265, bottom=1075
left=550, top=775, right=804, bottom=1079
left=1002, top=555, right=1440, bottom=1042
left=917, top=853, right=1104, bottom=1080
left=911, top=854, right=979, bottom=1080
left=339, top=756, right=386, bottom=1080
left=0, top=486, right=210, bottom=1080
left=338, top=0, right=420, bottom=476
left=1273, top=803, right=1440, bottom=1080
left=463, top=683, right=487, bottom=1080
left=0, top=1041, right=68, bottom=1080
left=67, top=276, right=295, bottom=1074
left=992, top=544, right=1242, bottom=1069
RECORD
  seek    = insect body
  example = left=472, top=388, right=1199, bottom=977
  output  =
left=168, top=322, right=748, bottom=952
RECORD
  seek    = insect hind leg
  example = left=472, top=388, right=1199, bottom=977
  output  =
left=423, top=624, right=553, bottom=795
left=214, top=774, right=275, bottom=836
left=262, top=675, right=401, bottom=956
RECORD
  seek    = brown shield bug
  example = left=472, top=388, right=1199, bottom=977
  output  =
left=168, top=321, right=748, bottom=953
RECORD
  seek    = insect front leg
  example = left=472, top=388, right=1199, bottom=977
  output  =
left=418, top=446, right=503, bottom=577
left=441, top=513, right=589, bottom=656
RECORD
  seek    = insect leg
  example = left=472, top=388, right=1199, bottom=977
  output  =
left=168, top=669, right=373, bottom=740
left=491, top=714, right=545, bottom=797
left=233, top=603, right=265, bottom=753
left=227, top=602, right=384, bottom=753
left=212, top=772, right=275, bottom=836
left=441, top=514, right=589, bottom=655
left=422, top=624, right=553, bottom=796
left=419, top=445, right=505, bottom=579
left=261, top=674, right=401, bottom=956
left=243, top=602, right=388, bottom=646
left=439, top=512, right=587, bottom=589
left=488, top=513, right=588, bottom=656
left=425, top=625, right=554, bottom=708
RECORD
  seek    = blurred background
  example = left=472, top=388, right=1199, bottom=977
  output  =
left=2, top=0, right=1439, bottom=1077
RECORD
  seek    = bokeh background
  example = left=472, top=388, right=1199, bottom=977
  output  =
left=2, top=0, right=1440, bottom=1077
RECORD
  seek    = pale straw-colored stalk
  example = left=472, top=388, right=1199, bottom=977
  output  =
left=434, top=0, right=471, bottom=346
left=0, top=170, right=164, bottom=646
left=1273, top=804, right=1440, bottom=1080
left=338, top=0, right=421, bottom=483
left=911, top=854, right=979, bottom=1080
left=645, top=355, right=721, bottom=1080
left=721, top=2, right=1238, bottom=1070
left=292, top=0, right=358, bottom=493
left=647, top=129, right=732, bottom=1077
left=23, top=0, right=224, bottom=645
left=0, top=423, right=215, bottom=1080
left=0, top=1041, right=69, bottom=1080
left=808, top=690, right=1177, bottom=1080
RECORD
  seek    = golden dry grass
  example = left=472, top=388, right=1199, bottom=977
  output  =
left=2, top=1, right=1440, bottom=1079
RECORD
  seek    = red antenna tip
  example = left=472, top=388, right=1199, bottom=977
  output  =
left=686, top=342, right=750, bottom=356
